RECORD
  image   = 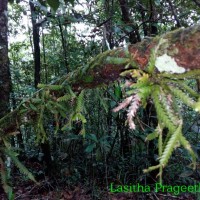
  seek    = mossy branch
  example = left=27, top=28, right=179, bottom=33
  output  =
left=1, top=24, right=200, bottom=135
left=0, top=25, right=199, bottom=187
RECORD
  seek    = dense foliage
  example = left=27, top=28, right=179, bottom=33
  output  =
left=0, top=0, right=200, bottom=199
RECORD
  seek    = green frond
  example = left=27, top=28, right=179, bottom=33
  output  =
left=160, top=89, right=180, bottom=124
left=114, top=85, right=122, bottom=100
left=31, top=98, right=43, bottom=104
left=120, top=69, right=135, bottom=77
left=55, top=102, right=68, bottom=112
left=143, top=164, right=161, bottom=173
left=160, top=123, right=182, bottom=167
left=72, top=113, right=87, bottom=124
left=29, top=103, right=38, bottom=112
left=194, top=98, right=200, bottom=112
left=45, top=102, right=58, bottom=114
left=99, top=97, right=109, bottom=113
left=157, top=123, right=163, bottom=157
left=151, top=86, right=177, bottom=133
left=80, top=124, right=86, bottom=136
left=37, top=84, right=47, bottom=88
left=65, top=85, right=77, bottom=98
left=0, top=156, right=12, bottom=195
left=145, top=131, right=159, bottom=141
left=162, top=130, right=174, bottom=150
left=125, top=72, right=152, bottom=107
left=61, top=115, right=72, bottom=131
left=76, top=90, right=85, bottom=113
left=168, top=85, right=195, bottom=108
left=145, top=123, right=163, bottom=142
left=138, top=86, right=152, bottom=107
left=136, top=75, right=151, bottom=87
left=19, top=108, right=28, bottom=115
left=36, top=104, right=47, bottom=143
left=4, top=148, right=37, bottom=183
left=180, top=135, right=196, bottom=169
left=38, top=84, right=63, bottom=90
left=160, top=69, right=200, bottom=79
left=177, top=82, right=199, bottom=99
left=57, top=94, right=73, bottom=102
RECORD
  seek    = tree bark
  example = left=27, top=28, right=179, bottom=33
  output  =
left=29, top=1, right=52, bottom=175
left=0, top=0, right=12, bottom=194
left=70, top=24, right=200, bottom=92
left=118, top=0, right=141, bottom=43
left=29, top=1, right=41, bottom=88
left=0, top=0, right=11, bottom=118
left=58, top=18, right=68, bottom=72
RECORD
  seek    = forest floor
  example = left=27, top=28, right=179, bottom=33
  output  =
left=0, top=159, right=198, bottom=199
left=0, top=180, right=197, bottom=200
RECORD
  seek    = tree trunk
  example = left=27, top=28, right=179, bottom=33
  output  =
left=29, top=1, right=52, bottom=175
left=118, top=0, right=141, bottom=43
left=29, top=1, right=41, bottom=88
left=0, top=0, right=11, bottom=118
left=0, top=0, right=12, bottom=194
left=58, top=18, right=68, bottom=72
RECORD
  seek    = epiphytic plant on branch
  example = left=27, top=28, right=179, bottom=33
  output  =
left=113, top=47, right=200, bottom=182
left=0, top=25, right=200, bottom=192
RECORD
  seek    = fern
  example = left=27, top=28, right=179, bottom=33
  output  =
left=0, top=156, right=13, bottom=196
left=72, top=112, right=87, bottom=123
left=38, top=84, right=63, bottom=90
left=158, top=123, right=163, bottom=157
left=168, top=85, right=195, bottom=108
left=151, top=86, right=177, bottom=133
left=61, top=113, right=73, bottom=131
left=160, top=69, right=200, bottom=79
left=143, top=164, right=161, bottom=173
left=193, top=96, right=200, bottom=112
left=29, top=103, right=38, bottom=112
left=35, top=102, right=47, bottom=143
left=58, top=85, right=76, bottom=102
left=3, top=148, right=37, bottom=183
left=31, top=98, right=43, bottom=104
left=177, top=82, right=199, bottom=99
left=146, top=124, right=162, bottom=141
left=55, top=102, right=68, bottom=112
left=45, top=101, right=58, bottom=114
left=75, top=90, right=85, bottom=113
left=159, top=89, right=180, bottom=124
left=138, top=86, right=152, bottom=107
left=57, top=94, right=73, bottom=102
left=99, top=95, right=109, bottom=113
left=180, top=135, right=196, bottom=169
left=159, top=122, right=182, bottom=167
left=61, top=90, right=86, bottom=133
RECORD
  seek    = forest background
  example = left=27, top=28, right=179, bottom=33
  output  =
left=0, top=0, right=200, bottom=199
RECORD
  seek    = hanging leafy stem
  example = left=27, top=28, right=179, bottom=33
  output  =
left=0, top=137, right=37, bottom=197
left=113, top=48, right=200, bottom=181
left=61, top=89, right=87, bottom=135
left=37, top=83, right=87, bottom=136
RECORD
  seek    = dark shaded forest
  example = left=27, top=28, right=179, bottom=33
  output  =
left=0, top=0, right=200, bottom=199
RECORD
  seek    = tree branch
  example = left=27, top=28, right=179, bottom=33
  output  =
left=1, top=24, right=200, bottom=135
